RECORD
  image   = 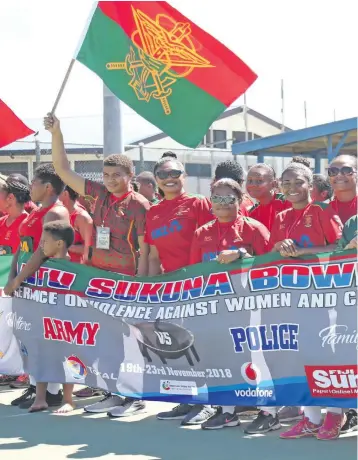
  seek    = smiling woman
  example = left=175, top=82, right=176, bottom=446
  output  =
left=145, top=152, right=213, bottom=276
left=269, top=163, right=343, bottom=257
left=327, top=153, right=358, bottom=224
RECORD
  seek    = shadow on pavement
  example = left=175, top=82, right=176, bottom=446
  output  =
left=0, top=402, right=356, bottom=460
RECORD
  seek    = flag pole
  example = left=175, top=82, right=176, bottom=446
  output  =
left=304, top=101, right=308, bottom=128
left=280, top=79, right=285, bottom=132
left=51, top=3, right=98, bottom=114
left=51, top=59, right=76, bottom=114
left=244, top=93, right=249, bottom=142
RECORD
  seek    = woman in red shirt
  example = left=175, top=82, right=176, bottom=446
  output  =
left=266, top=163, right=345, bottom=440
left=190, top=178, right=270, bottom=266
left=0, top=175, right=30, bottom=388
left=0, top=175, right=30, bottom=254
left=328, top=153, right=357, bottom=224
left=247, top=163, right=291, bottom=231
left=146, top=152, right=213, bottom=275
left=270, top=163, right=342, bottom=257
left=146, top=153, right=215, bottom=425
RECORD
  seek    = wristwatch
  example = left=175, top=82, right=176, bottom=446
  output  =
left=236, top=248, right=248, bottom=259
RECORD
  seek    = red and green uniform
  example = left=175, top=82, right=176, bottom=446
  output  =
left=0, top=213, right=28, bottom=254
left=249, top=193, right=291, bottom=231
left=145, top=193, right=212, bottom=272
left=337, top=215, right=358, bottom=250
left=75, top=1, right=257, bottom=148
left=85, top=180, right=150, bottom=275
left=19, top=203, right=64, bottom=253
left=190, top=216, right=270, bottom=265
left=269, top=202, right=342, bottom=249
left=328, top=196, right=358, bottom=225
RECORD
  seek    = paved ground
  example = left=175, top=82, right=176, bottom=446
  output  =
left=0, top=386, right=356, bottom=460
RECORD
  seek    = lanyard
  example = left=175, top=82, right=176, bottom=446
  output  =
left=285, top=204, right=310, bottom=239
left=101, top=191, right=132, bottom=226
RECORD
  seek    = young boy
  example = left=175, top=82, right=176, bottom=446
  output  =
left=29, top=220, right=76, bottom=414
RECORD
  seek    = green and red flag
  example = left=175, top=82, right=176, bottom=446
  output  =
left=0, top=99, right=34, bottom=148
left=75, top=1, right=257, bottom=148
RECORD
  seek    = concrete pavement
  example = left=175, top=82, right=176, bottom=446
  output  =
left=0, top=386, right=356, bottom=460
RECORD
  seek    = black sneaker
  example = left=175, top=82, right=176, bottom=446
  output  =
left=181, top=405, right=217, bottom=426
left=11, top=385, right=36, bottom=406
left=19, top=389, right=63, bottom=409
left=201, top=411, right=240, bottom=430
left=84, top=394, right=124, bottom=413
left=107, top=398, right=146, bottom=417
left=156, top=404, right=193, bottom=420
left=341, top=410, right=358, bottom=434
left=244, top=410, right=281, bottom=434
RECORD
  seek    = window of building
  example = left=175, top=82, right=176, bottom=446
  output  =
left=232, top=131, right=262, bottom=143
left=185, top=163, right=211, bottom=177
left=1, top=162, right=29, bottom=178
left=213, top=130, right=227, bottom=149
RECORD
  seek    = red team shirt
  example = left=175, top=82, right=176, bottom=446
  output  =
left=190, top=215, right=270, bottom=265
left=19, top=203, right=63, bottom=252
left=269, top=202, right=342, bottom=249
left=0, top=213, right=28, bottom=253
left=249, top=194, right=291, bottom=231
left=145, top=193, right=213, bottom=272
left=84, top=180, right=150, bottom=275
left=328, top=196, right=358, bottom=225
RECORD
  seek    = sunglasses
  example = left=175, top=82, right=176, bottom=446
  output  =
left=328, top=166, right=356, bottom=177
left=156, top=169, right=184, bottom=180
left=211, top=194, right=237, bottom=205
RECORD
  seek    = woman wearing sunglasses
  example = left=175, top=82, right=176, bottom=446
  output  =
left=190, top=178, right=270, bottom=267
left=188, top=178, right=269, bottom=430
left=145, top=152, right=213, bottom=276
left=146, top=153, right=216, bottom=425
left=269, top=163, right=342, bottom=258
left=328, top=154, right=357, bottom=225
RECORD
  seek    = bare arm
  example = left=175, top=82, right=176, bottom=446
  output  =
left=8, top=248, right=20, bottom=282
left=137, top=236, right=149, bottom=277
left=44, top=114, right=85, bottom=196
left=297, top=244, right=337, bottom=256
left=4, top=207, right=69, bottom=295
left=148, top=245, right=162, bottom=277
left=69, top=213, right=93, bottom=261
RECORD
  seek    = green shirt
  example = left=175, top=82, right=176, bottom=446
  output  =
left=337, top=215, right=358, bottom=250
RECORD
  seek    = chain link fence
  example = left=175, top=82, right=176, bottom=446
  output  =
left=0, top=141, right=302, bottom=196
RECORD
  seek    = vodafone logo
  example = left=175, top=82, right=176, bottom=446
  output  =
left=241, top=362, right=261, bottom=385
left=305, top=365, right=358, bottom=398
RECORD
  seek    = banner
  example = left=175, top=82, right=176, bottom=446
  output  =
left=0, top=251, right=357, bottom=408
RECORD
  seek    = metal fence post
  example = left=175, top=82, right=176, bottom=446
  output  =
left=139, top=142, right=145, bottom=172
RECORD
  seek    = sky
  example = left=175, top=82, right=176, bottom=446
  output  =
left=0, top=0, right=357, bottom=148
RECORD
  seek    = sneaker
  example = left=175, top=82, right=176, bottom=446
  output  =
left=73, top=387, right=103, bottom=398
left=84, top=394, right=124, bottom=413
left=280, top=416, right=321, bottom=439
left=19, top=390, right=63, bottom=409
left=181, top=405, right=216, bottom=426
left=316, top=412, right=346, bottom=440
left=156, top=404, right=193, bottom=420
left=11, top=385, right=36, bottom=406
left=278, top=406, right=303, bottom=422
left=244, top=410, right=281, bottom=434
left=0, top=375, right=17, bottom=386
left=341, top=410, right=358, bottom=434
left=201, top=411, right=240, bottom=430
left=9, top=375, right=29, bottom=389
left=107, top=398, right=146, bottom=417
